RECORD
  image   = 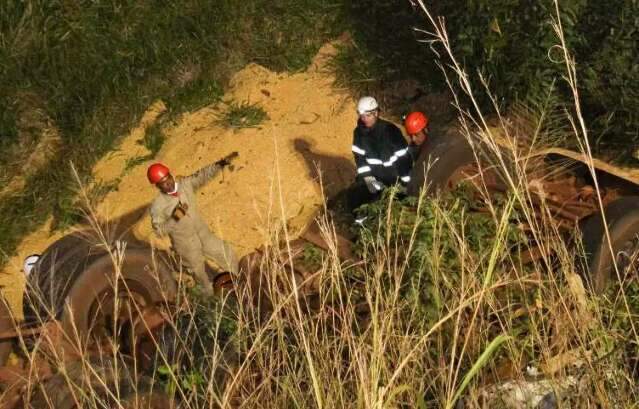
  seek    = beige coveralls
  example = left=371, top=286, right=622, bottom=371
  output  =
left=150, top=163, right=239, bottom=291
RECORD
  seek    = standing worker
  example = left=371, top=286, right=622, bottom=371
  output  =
left=147, top=152, right=239, bottom=295
left=348, top=96, right=413, bottom=214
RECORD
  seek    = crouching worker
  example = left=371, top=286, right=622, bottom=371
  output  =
left=147, top=153, right=239, bottom=295
left=347, top=96, right=413, bottom=221
left=404, top=111, right=430, bottom=160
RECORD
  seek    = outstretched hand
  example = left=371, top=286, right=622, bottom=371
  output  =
left=216, top=151, right=239, bottom=168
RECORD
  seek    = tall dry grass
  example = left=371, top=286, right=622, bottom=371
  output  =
left=1, top=1, right=637, bottom=408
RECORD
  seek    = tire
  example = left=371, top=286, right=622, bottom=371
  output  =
left=29, top=357, right=174, bottom=408
left=407, top=131, right=475, bottom=196
left=59, top=248, right=177, bottom=344
left=23, top=231, right=100, bottom=323
left=579, top=196, right=639, bottom=293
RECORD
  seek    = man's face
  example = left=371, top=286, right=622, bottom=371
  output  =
left=359, top=110, right=378, bottom=128
left=156, top=174, right=176, bottom=194
left=410, top=129, right=428, bottom=146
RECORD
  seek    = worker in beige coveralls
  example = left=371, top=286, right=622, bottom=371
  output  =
left=147, top=153, right=239, bottom=294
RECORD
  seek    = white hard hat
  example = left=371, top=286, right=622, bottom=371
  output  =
left=357, top=96, right=379, bottom=115
left=23, top=254, right=40, bottom=276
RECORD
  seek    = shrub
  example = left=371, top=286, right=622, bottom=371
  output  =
left=345, top=0, right=638, bottom=156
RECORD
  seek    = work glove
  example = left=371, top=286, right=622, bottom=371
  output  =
left=216, top=151, right=239, bottom=168
left=363, top=176, right=385, bottom=194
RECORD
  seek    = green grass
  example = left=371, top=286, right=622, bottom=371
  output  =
left=140, top=122, right=167, bottom=157
left=166, top=75, right=224, bottom=117
left=328, top=42, right=385, bottom=95
left=123, top=121, right=168, bottom=173
left=217, top=101, right=269, bottom=129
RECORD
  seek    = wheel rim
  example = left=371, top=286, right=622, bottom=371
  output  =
left=86, top=279, right=156, bottom=354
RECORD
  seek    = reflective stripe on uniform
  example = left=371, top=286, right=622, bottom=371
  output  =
left=358, top=149, right=409, bottom=168
left=357, top=166, right=372, bottom=174
left=383, top=156, right=398, bottom=167
left=395, top=148, right=408, bottom=157
left=400, top=175, right=411, bottom=183
left=382, top=148, right=409, bottom=166
left=352, top=145, right=366, bottom=155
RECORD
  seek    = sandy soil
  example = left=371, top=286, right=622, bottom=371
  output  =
left=0, top=39, right=360, bottom=313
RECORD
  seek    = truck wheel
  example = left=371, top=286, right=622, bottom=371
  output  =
left=406, top=130, right=508, bottom=197
left=579, top=196, right=639, bottom=377
left=59, top=248, right=177, bottom=349
left=579, top=196, right=639, bottom=293
left=23, top=231, right=102, bottom=323
left=30, top=358, right=173, bottom=408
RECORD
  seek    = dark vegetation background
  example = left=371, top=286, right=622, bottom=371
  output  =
left=0, top=0, right=637, bottom=261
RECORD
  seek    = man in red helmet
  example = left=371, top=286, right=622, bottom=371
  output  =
left=147, top=153, right=239, bottom=295
left=404, top=111, right=430, bottom=160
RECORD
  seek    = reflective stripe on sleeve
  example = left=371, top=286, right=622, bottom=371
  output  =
left=395, top=148, right=408, bottom=157
left=400, top=175, right=411, bottom=183
left=357, top=166, right=372, bottom=174
left=383, top=156, right=398, bottom=167
left=352, top=145, right=366, bottom=155
left=382, top=149, right=409, bottom=167
left=366, top=158, right=383, bottom=165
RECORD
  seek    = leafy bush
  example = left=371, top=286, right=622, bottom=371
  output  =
left=354, top=186, right=527, bottom=328
left=345, top=0, right=638, bottom=156
left=217, top=101, right=269, bottom=129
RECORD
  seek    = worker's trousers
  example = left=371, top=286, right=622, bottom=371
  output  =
left=172, top=227, right=239, bottom=292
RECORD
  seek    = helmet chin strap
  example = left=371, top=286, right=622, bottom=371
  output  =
left=166, top=182, right=179, bottom=196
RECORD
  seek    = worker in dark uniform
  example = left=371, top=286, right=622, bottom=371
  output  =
left=347, top=96, right=413, bottom=218
left=147, top=153, right=239, bottom=294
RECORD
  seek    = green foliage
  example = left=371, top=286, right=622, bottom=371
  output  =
left=123, top=156, right=150, bottom=173
left=238, top=1, right=347, bottom=72
left=153, top=289, right=239, bottom=403
left=353, top=186, right=529, bottom=362
left=141, top=122, right=166, bottom=157
left=218, top=101, right=269, bottom=129
left=345, top=0, right=638, bottom=156
left=167, top=76, right=223, bottom=115
left=301, top=243, right=324, bottom=271
left=329, top=42, right=385, bottom=95
left=342, top=1, right=443, bottom=89
left=601, top=271, right=639, bottom=376
left=0, top=105, right=18, bottom=154
left=449, top=334, right=511, bottom=409
left=52, top=177, right=121, bottom=231
left=124, top=119, right=168, bottom=172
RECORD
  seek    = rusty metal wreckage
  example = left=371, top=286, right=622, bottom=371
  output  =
left=1, top=128, right=638, bottom=407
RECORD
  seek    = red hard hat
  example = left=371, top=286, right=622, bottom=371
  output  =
left=147, top=163, right=170, bottom=184
left=404, top=111, right=429, bottom=135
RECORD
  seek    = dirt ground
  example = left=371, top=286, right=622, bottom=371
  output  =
left=0, top=40, right=362, bottom=313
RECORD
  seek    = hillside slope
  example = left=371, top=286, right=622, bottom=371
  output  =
left=0, top=40, right=358, bottom=311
